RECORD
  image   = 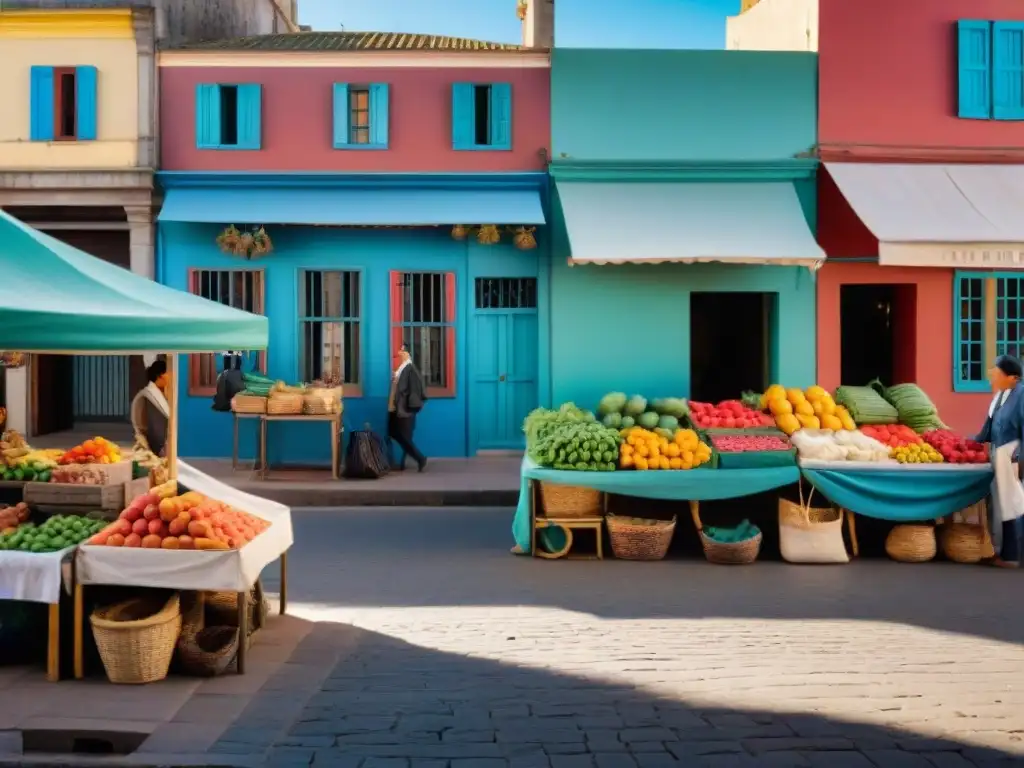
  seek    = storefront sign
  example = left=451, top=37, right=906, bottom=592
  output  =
left=880, top=242, right=1024, bottom=269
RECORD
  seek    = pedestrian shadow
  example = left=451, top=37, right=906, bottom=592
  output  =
left=205, top=617, right=1024, bottom=767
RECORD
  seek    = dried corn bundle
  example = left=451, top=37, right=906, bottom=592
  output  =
left=834, top=385, right=898, bottom=425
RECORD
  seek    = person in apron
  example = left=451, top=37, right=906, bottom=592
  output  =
left=974, top=354, right=1024, bottom=568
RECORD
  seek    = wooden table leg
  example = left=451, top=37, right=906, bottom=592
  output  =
left=259, top=418, right=268, bottom=480
left=331, top=418, right=339, bottom=480
left=236, top=591, right=248, bottom=674
left=46, top=603, right=60, bottom=682
left=73, top=583, right=84, bottom=679
left=596, top=520, right=604, bottom=560
left=688, top=500, right=702, bottom=532
left=279, top=551, right=288, bottom=615
left=232, top=414, right=239, bottom=471
left=846, top=509, right=859, bottom=557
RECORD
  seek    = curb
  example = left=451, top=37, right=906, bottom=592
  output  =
left=238, top=487, right=519, bottom=508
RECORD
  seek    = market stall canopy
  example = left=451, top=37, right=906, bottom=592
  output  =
left=159, top=186, right=546, bottom=226
left=825, top=163, right=1024, bottom=269
left=555, top=180, right=824, bottom=268
left=0, top=209, right=268, bottom=352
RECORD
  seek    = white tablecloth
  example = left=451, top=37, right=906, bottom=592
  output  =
left=75, top=461, right=293, bottom=592
left=0, top=545, right=76, bottom=604
left=799, top=459, right=992, bottom=473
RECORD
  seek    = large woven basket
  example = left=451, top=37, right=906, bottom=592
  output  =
left=778, top=488, right=849, bottom=564
left=303, top=386, right=343, bottom=415
left=231, top=394, right=267, bottom=414
left=177, top=626, right=239, bottom=677
left=205, top=582, right=268, bottom=635
left=90, top=594, right=181, bottom=684
left=267, top=392, right=304, bottom=415
left=607, top=515, right=675, bottom=560
left=539, top=482, right=601, bottom=518
left=689, top=501, right=761, bottom=565
left=886, top=524, right=937, bottom=563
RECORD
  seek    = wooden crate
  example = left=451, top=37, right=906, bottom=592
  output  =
left=24, top=476, right=148, bottom=511
left=60, top=460, right=133, bottom=485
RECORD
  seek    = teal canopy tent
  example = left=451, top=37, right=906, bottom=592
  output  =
left=0, top=208, right=268, bottom=352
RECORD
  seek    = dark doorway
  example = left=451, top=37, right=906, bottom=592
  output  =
left=840, top=284, right=916, bottom=387
left=33, top=355, right=74, bottom=436
left=690, top=292, right=772, bottom=404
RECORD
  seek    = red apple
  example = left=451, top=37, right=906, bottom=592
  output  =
left=131, top=518, right=149, bottom=537
left=143, top=504, right=161, bottom=521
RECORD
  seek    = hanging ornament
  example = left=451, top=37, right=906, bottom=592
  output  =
left=511, top=226, right=537, bottom=251
left=477, top=225, right=500, bottom=245
left=216, top=225, right=273, bottom=260
left=451, top=224, right=469, bottom=241
left=516, top=0, right=528, bottom=20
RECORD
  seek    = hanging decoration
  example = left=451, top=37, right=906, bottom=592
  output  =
left=217, top=225, right=274, bottom=260
left=510, top=226, right=537, bottom=251
left=516, top=0, right=528, bottom=20
left=0, top=352, right=26, bottom=369
left=450, top=224, right=469, bottom=241
left=477, top=225, right=501, bottom=245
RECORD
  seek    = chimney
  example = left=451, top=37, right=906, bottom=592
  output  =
left=520, top=0, right=553, bottom=48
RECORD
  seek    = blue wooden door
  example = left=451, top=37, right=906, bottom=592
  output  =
left=470, top=278, right=538, bottom=452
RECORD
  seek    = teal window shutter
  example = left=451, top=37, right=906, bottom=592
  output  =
left=29, top=66, right=55, bottom=141
left=333, top=83, right=350, bottom=147
left=75, top=65, right=98, bottom=141
left=195, top=84, right=221, bottom=149
left=369, top=83, right=389, bottom=148
left=993, top=22, right=1024, bottom=120
left=452, top=82, right=474, bottom=149
left=958, top=20, right=992, bottom=119
left=489, top=83, right=512, bottom=150
left=236, top=84, right=262, bottom=149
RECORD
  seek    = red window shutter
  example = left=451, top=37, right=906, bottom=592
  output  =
left=389, top=270, right=405, bottom=356
left=444, top=273, right=456, bottom=394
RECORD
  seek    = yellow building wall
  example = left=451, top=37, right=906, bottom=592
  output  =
left=0, top=11, right=138, bottom=169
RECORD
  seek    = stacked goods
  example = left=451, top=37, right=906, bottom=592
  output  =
left=711, top=434, right=790, bottom=453
left=763, top=385, right=856, bottom=435
left=873, top=382, right=946, bottom=433
left=791, top=429, right=892, bottom=463
left=0, top=432, right=60, bottom=481
left=710, top=432, right=795, bottom=469
left=90, top=491, right=270, bottom=550
left=0, top=515, right=106, bottom=552
left=0, top=502, right=30, bottom=533
left=619, top=427, right=711, bottom=471
left=891, top=442, right=943, bottom=465
left=834, top=385, right=898, bottom=426
left=859, top=424, right=922, bottom=449
left=688, top=400, right=774, bottom=430
left=922, top=430, right=989, bottom=464
left=524, top=403, right=596, bottom=446
left=59, top=437, right=121, bottom=466
left=49, top=466, right=108, bottom=485
left=597, top=392, right=689, bottom=432
left=241, top=372, right=274, bottom=398
left=528, top=419, right=620, bottom=472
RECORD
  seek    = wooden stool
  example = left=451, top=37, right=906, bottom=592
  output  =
left=533, top=516, right=604, bottom=560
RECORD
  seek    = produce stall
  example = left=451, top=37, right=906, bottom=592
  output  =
left=0, top=207, right=280, bottom=683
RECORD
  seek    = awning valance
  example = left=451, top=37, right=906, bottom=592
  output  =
left=826, top=163, right=1024, bottom=268
left=158, top=186, right=546, bottom=226
left=555, top=180, right=824, bottom=267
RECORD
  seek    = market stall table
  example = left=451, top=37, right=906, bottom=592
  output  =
left=258, top=413, right=342, bottom=481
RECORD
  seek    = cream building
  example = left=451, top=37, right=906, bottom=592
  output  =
left=726, top=0, right=818, bottom=52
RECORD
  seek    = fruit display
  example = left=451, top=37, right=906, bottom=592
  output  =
left=90, top=490, right=270, bottom=550
left=922, top=430, right=989, bottom=464
left=58, top=437, right=122, bottom=466
left=0, top=502, right=31, bottom=533
left=834, top=385, right=898, bottom=425
left=49, top=466, right=108, bottom=485
left=891, top=442, right=943, bottom=464
left=597, top=392, right=689, bottom=431
left=0, top=432, right=61, bottom=482
left=874, top=382, right=946, bottom=433
left=790, top=429, right=893, bottom=463
left=703, top=519, right=761, bottom=544
left=710, top=434, right=791, bottom=453
left=859, top=424, right=923, bottom=449
left=524, top=403, right=597, bottom=445
left=688, top=400, right=774, bottom=430
left=527, top=418, right=620, bottom=471
left=0, top=514, right=106, bottom=552
left=620, top=428, right=712, bottom=471
left=762, top=385, right=855, bottom=435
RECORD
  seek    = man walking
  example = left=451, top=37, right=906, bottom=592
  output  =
left=388, top=344, right=428, bottom=472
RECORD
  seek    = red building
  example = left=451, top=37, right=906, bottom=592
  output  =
left=816, top=0, right=1024, bottom=434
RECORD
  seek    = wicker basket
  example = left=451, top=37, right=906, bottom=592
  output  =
left=90, top=594, right=182, bottom=684
left=205, top=582, right=268, bottom=635
left=177, top=626, right=239, bottom=677
left=303, top=386, right=343, bottom=415
left=689, top=501, right=762, bottom=565
left=267, top=392, right=304, bottom=415
left=606, top=514, right=675, bottom=560
left=539, top=482, right=601, bottom=518
left=778, top=488, right=848, bottom=564
left=886, top=524, right=937, bottom=563
left=231, top=394, right=268, bottom=414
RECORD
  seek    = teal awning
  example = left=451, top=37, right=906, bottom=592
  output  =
left=0, top=208, right=268, bottom=353
left=555, top=180, right=824, bottom=267
left=159, top=186, right=546, bottom=226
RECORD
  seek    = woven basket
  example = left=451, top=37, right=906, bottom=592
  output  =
left=778, top=487, right=848, bottom=564
left=177, top=626, right=239, bottom=677
left=90, top=594, right=182, bottom=684
left=700, top=531, right=763, bottom=565
left=539, top=482, right=601, bottom=518
left=205, top=582, right=268, bottom=635
left=885, top=524, right=937, bottom=563
left=267, top=392, right=304, bottom=415
left=607, top=515, right=675, bottom=560
left=303, top=386, right=342, bottom=415
left=232, top=394, right=267, bottom=414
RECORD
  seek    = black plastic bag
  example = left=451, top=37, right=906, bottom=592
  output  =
left=343, top=429, right=390, bottom=480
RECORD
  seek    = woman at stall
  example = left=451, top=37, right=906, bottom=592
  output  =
left=975, top=354, right=1024, bottom=568
left=130, top=360, right=170, bottom=457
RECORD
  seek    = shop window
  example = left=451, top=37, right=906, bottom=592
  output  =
left=390, top=271, right=456, bottom=397
left=953, top=273, right=1024, bottom=391
left=29, top=65, right=97, bottom=142
left=474, top=278, right=537, bottom=310
left=195, top=83, right=262, bottom=150
left=958, top=20, right=1024, bottom=121
left=299, top=270, right=362, bottom=395
left=333, top=83, right=389, bottom=149
left=451, top=82, right=511, bottom=151
left=187, top=269, right=266, bottom=396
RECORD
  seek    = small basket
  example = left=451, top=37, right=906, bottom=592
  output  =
left=886, top=524, right=937, bottom=563
left=177, top=626, right=239, bottom=677
left=606, top=514, right=675, bottom=560
left=690, top=502, right=761, bottom=565
left=303, top=386, right=343, bottom=415
left=231, top=394, right=268, bottom=414
left=267, top=392, right=304, bottom=416
left=90, top=594, right=182, bottom=684
left=205, top=582, right=268, bottom=635
left=539, top=482, right=601, bottom=518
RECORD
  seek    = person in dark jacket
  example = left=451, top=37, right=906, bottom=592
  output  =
left=388, top=345, right=428, bottom=472
left=130, top=360, right=170, bottom=457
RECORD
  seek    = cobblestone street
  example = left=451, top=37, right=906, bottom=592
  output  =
left=225, top=507, right=1024, bottom=768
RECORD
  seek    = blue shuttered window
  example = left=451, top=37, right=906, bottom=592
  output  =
left=993, top=22, right=1024, bottom=120
left=30, top=65, right=98, bottom=141
left=195, top=83, right=262, bottom=150
left=29, top=66, right=55, bottom=141
left=452, top=82, right=512, bottom=151
left=958, top=21, right=992, bottom=119
left=333, top=82, right=389, bottom=149
left=75, top=65, right=98, bottom=141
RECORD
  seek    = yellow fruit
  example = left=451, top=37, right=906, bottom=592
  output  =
left=620, top=456, right=634, bottom=469
left=836, top=407, right=856, bottom=431
left=820, top=397, right=837, bottom=416
left=820, top=414, right=842, bottom=431
left=796, top=400, right=815, bottom=417
left=805, top=385, right=828, bottom=402
left=770, top=398, right=793, bottom=416
left=786, top=388, right=807, bottom=404
left=811, top=400, right=824, bottom=416
left=759, top=393, right=768, bottom=410
left=669, top=457, right=682, bottom=469
left=635, top=456, right=649, bottom=470
left=659, top=456, right=671, bottom=470
left=765, top=384, right=786, bottom=402
left=796, top=414, right=820, bottom=430
left=777, top=413, right=800, bottom=435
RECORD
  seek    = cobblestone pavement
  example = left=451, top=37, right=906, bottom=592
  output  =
left=225, top=507, right=1022, bottom=768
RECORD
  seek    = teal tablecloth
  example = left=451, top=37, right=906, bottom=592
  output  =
left=801, top=465, right=993, bottom=522
left=512, top=458, right=800, bottom=554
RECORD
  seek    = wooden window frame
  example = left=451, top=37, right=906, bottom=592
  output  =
left=298, top=269, right=364, bottom=397
left=390, top=271, right=456, bottom=399
left=187, top=268, right=267, bottom=397
left=952, top=271, right=1024, bottom=393
left=53, top=66, right=77, bottom=141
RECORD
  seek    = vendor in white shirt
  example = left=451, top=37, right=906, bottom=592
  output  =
left=130, top=360, right=170, bottom=457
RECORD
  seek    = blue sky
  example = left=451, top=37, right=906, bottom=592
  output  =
left=298, top=0, right=740, bottom=49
